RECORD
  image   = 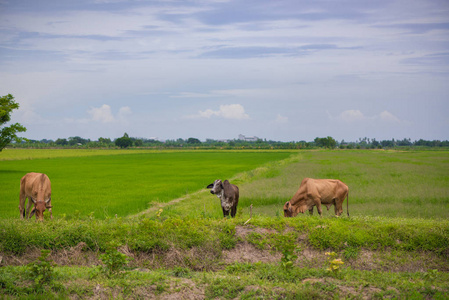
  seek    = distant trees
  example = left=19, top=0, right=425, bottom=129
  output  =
left=187, top=137, right=201, bottom=145
left=68, top=136, right=90, bottom=146
left=3, top=130, right=449, bottom=150
left=314, top=137, right=337, bottom=149
left=115, top=133, right=133, bottom=148
left=0, top=94, right=26, bottom=151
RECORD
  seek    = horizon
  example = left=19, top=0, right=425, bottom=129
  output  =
left=17, top=134, right=446, bottom=144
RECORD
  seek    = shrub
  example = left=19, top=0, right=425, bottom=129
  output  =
left=27, top=249, right=56, bottom=290
left=99, top=242, right=132, bottom=277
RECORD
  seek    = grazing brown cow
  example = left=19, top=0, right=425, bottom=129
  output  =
left=284, top=178, right=349, bottom=217
left=207, top=179, right=239, bottom=218
left=19, top=173, right=52, bottom=221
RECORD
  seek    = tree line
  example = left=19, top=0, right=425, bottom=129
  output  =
left=7, top=134, right=449, bottom=150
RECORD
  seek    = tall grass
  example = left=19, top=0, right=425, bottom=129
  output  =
left=235, top=150, right=449, bottom=219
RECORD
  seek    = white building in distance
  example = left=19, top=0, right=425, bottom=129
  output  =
left=238, top=134, right=260, bottom=142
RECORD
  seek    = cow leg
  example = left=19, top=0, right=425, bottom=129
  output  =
left=47, top=199, right=53, bottom=219
left=308, top=207, right=314, bottom=215
left=19, top=189, right=26, bottom=219
left=335, top=199, right=343, bottom=216
left=222, top=207, right=230, bottom=218
left=25, top=198, right=33, bottom=219
left=316, top=202, right=323, bottom=216
left=231, top=204, right=238, bottom=218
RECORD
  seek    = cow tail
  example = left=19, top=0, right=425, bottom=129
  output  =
left=346, top=192, right=349, bottom=217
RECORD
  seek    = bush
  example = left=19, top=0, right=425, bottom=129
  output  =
left=99, top=242, right=132, bottom=277
left=27, top=249, right=56, bottom=290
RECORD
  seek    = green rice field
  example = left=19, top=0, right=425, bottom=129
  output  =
left=1, top=148, right=448, bottom=220
left=0, top=149, right=293, bottom=219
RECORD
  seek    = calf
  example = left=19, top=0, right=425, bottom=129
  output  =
left=19, top=172, right=53, bottom=221
left=207, top=179, right=239, bottom=218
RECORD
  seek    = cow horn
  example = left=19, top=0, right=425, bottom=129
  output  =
left=30, top=197, right=36, bottom=204
left=46, top=197, right=51, bottom=204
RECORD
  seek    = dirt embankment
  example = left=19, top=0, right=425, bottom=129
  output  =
left=1, top=225, right=448, bottom=274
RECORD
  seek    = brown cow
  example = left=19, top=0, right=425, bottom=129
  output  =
left=284, top=178, right=349, bottom=217
left=207, top=179, right=239, bottom=218
left=19, top=173, right=53, bottom=221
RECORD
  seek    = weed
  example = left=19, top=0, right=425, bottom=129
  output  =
left=99, top=242, right=132, bottom=277
left=325, top=252, right=344, bottom=277
left=343, top=246, right=360, bottom=259
left=276, top=234, right=300, bottom=270
left=26, top=249, right=56, bottom=291
left=170, top=266, right=191, bottom=278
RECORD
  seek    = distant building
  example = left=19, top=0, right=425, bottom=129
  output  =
left=238, top=134, right=260, bottom=142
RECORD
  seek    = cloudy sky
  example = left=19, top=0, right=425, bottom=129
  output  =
left=1, top=0, right=448, bottom=142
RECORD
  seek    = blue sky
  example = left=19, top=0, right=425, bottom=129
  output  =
left=1, top=0, right=448, bottom=142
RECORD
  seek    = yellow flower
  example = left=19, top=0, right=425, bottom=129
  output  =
left=331, top=259, right=344, bottom=265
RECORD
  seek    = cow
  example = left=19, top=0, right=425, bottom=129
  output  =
left=284, top=178, right=349, bottom=217
left=207, top=179, right=239, bottom=218
left=19, top=172, right=53, bottom=221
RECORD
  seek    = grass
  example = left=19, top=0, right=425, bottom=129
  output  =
left=1, top=216, right=448, bottom=298
left=155, top=150, right=449, bottom=220
left=0, top=149, right=293, bottom=218
left=1, top=148, right=448, bottom=299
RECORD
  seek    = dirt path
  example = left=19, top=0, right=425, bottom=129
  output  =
left=129, top=188, right=207, bottom=219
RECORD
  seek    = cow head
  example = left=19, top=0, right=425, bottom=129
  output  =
left=30, top=197, right=51, bottom=221
left=283, top=201, right=306, bottom=217
left=283, top=201, right=292, bottom=217
left=207, top=179, right=223, bottom=195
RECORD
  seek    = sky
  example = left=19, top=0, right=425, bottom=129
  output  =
left=1, top=0, right=448, bottom=142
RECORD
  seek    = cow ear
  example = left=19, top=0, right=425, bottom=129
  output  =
left=206, top=183, right=214, bottom=189
left=46, top=205, right=52, bottom=209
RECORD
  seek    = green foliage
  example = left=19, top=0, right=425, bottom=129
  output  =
left=1, top=223, right=27, bottom=254
left=314, top=136, right=337, bottom=149
left=0, top=93, right=26, bottom=151
left=218, top=222, right=237, bottom=250
left=27, top=250, right=56, bottom=290
left=115, top=132, right=133, bottom=148
left=170, top=266, right=191, bottom=278
left=99, top=242, right=132, bottom=277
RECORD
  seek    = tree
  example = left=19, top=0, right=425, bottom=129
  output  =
left=0, top=94, right=26, bottom=151
left=115, top=133, right=133, bottom=148
left=134, top=139, right=143, bottom=147
left=55, top=138, right=68, bottom=146
left=187, top=137, right=201, bottom=145
left=314, top=136, right=337, bottom=149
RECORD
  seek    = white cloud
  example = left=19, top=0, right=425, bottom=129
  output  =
left=193, top=104, right=250, bottom=120
left=338, top=110, right=366, bottom=122
left=379, top=110, right=400, bottom=123
left=88, top=104, right=115, bottom=123
left=87, top=104, right=132, bottom=123
left=332, top=109, right=402, bottom=124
